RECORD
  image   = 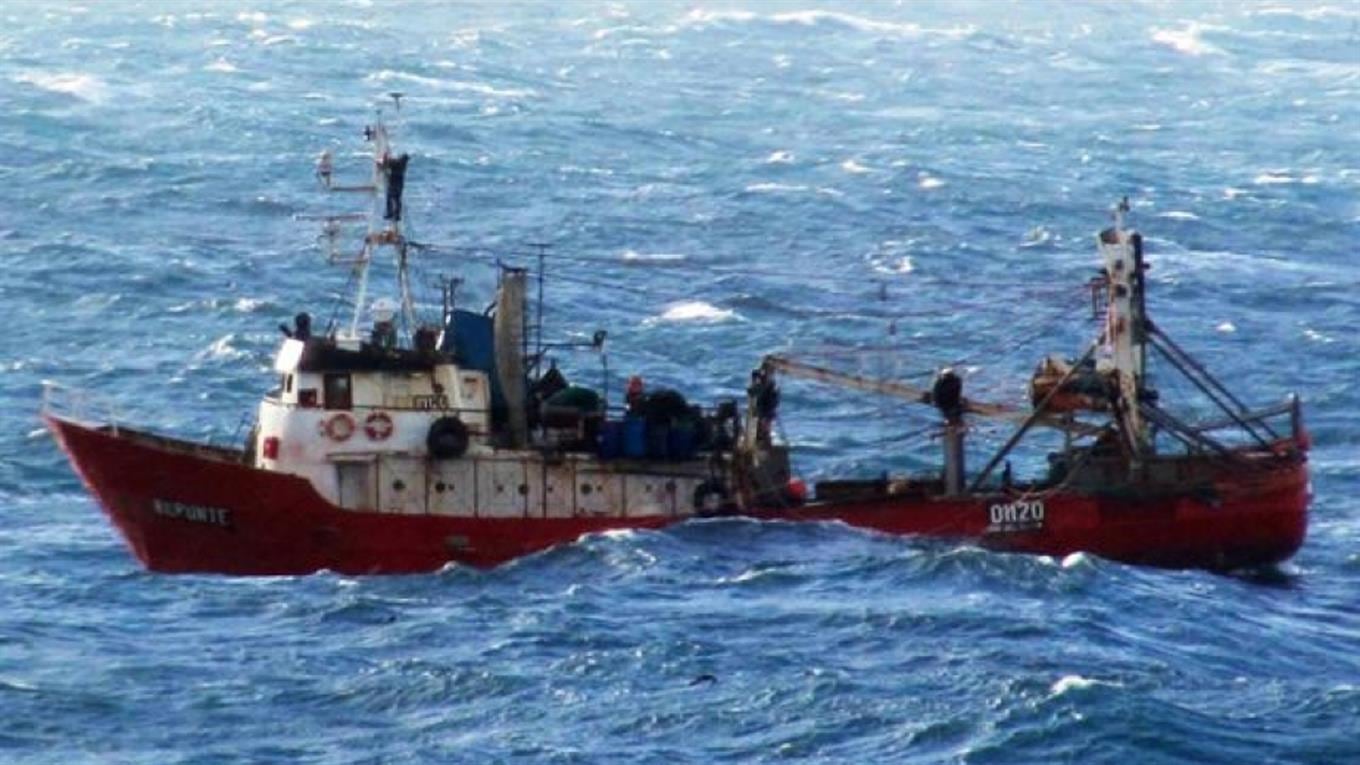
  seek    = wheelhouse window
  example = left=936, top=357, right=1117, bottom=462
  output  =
left=324, top=373, right=353, bottom=410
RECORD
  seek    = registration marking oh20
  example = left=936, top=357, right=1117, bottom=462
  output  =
left=986, top=499, right=1045, bottom=533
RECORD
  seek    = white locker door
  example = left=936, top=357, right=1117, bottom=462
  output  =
left=575, top=470, right=623, bottom=517
left=478, top=460, right=527, bottom=518
left=527, top=462, right=576, bottom=519
left=336, top=460, right=376, bottom=510
left=428, top=459, right=476, bottom=517
left=625, top=474, right=675, bottom=518
left=379, top=456, right=427, bottom=514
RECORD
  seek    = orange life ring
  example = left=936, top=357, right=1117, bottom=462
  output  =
left=364, top=411, right=394, bottom=441
left=320, top=412, right=356, bottom=442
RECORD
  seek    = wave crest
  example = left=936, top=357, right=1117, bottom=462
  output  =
left=14, top=71, right=108, bottom=102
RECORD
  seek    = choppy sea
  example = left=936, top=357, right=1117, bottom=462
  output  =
left=3, top=1, right=1359, bottom=762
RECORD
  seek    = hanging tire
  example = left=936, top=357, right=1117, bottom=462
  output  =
left=427, top=416, right=469, bottom=460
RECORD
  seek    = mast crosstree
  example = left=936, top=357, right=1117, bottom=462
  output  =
left=311, top=92, right=418, bottom=343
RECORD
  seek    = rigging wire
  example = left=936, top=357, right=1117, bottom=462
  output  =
left=323, top=261, right=359, bottom=336
left=410, top=239, right=1090, bottom=297
left=393, top=235, right=1096, bottom=371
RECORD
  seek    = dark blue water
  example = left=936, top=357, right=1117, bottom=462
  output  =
left=3, top=2, right=1359, bottom=762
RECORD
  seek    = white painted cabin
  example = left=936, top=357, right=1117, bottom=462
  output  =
left=253, top=336, right=711, bottom=520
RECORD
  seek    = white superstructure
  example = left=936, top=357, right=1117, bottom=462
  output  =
left=244, top=96, right=746, bottom=521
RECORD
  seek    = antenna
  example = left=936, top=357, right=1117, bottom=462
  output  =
left=530, top=242, right=550, bottom=371
left=1113, top=195, right=1130, bottom=231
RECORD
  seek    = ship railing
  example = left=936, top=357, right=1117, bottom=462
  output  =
left=260, top=395, right=495, bottom=435
left=40, top=381, right=126, bottom=433
left=1184, top=395, right=1305, bottom=445
left=261, top=394, right=492, bottom=417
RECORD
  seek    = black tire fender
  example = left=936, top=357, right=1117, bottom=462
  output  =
left=427, top=416, right=470, bottom=460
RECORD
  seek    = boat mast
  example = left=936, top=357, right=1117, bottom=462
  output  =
left=314, top=92, right=416, bottom=343
left=1097, top=197, right=1151, bottom=457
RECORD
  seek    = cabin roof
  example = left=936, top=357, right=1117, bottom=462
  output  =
left=294, top=338, right=447, bottom=374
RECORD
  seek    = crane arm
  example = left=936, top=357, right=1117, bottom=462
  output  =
left=763, top=354, right=1102, bottom=438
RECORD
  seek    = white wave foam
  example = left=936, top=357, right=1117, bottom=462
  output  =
left=745, top=182, right=808, bottom=193
left=1216, top=321, right=1236, bottom=333
left=592, top=24, right=661, bottom=41
left=0, top=678, right=39, bottom=692
left=841, top=158, right=870, bottom=174
left=1254, top=171, right=1299, bottom=185
left=680, top=8, right=972, bottom=39
left=559, top=164, right=614, bottom=177
left=366, top=70, right=535, bottom=99
left=1051, top=674, right=1110, bottom=695
left=1060, top=551, right=1090, bottom=568
left=15, top=71, right=107, bottom=102
left=1253, top=5, right=1360, bottom=21
left=772, top=10, right=972, bottom=38
left=287, top=18, right=315, bottom=30
left=717, top=567, right=770, bottom=584
left=204, top=58, right=239, bottom=73
left=1158, top=210, right=1199, bottom=221
left=682, top=9, right=757, bottom=26
left=199, top=334, right=249, bottom=362
left=256, top=34, right=298, bottom=47
left=888, top=256, right=914, bottom=274
left=1151, top=23, right=1223, bottom=56
left=823, top=90, right=866, bottom=103
left=1021, top=226, right=1054, bottom=248
left=449, top=29, right=480, bottom=49
left=621, top=249, right=687, bottom=263
left=765, top=150, right=794, bottom=164
left=918, top=174, right=945, bottom=190
left=651, top=301, right=735, bottom=324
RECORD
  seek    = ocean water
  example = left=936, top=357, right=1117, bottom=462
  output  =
left=3, top=1, right=1359, bottom=762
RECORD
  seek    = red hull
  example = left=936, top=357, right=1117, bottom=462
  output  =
left=47, top=415, right=1309, bottom=575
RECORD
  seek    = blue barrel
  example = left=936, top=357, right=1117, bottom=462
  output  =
left=668, top=424, right=697, bottom=461
left=622, top=417, right=647, bottom=458
left=598, top=420, right=624, bottom=459
left=646, top=422, right=670, bottom=459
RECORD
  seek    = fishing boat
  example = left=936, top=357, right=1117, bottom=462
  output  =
left=44, top=100, right=1309, bottom=574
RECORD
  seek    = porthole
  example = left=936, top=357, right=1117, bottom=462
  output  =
left=581, top=484, right=593, bottom=495
left=393, top=479, right=406, bottom=492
